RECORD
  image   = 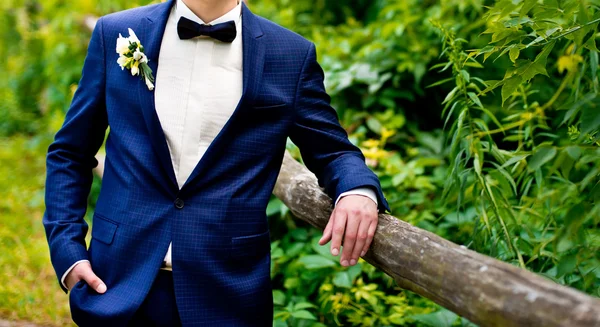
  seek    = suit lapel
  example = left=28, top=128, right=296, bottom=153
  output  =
left=240, top=2, right=266, bottom=107
left=181, top=2, right=265, bottom=190
left=138, top=0, right=178, bottom=190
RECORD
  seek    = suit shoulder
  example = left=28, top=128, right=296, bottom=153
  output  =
left=255, top=16, right=312, bottom=52
left=98, top=2, right=164, bottom=28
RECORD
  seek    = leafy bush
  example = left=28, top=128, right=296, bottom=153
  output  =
left=263, top=0, right=599, bottom=325
left=431, top=0, right=600, bottom=295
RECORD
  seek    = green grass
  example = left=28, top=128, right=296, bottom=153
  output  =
left=0, top=135, right=73, bottom=326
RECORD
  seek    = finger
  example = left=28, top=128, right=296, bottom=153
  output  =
left=319, top=209, right=335, bottom=245
left=362, top=218, right=378, bottom=257
left=66, top=277, right=77, bottom=291
left=65, top=261, right=88, bottom=291
left=330, top=209, right=347, bottom=257
left=351, top=219, right=368, bottom=264
left=81, top=267, right=107, bottom=294
left=340, top=209, right=360, bottom=266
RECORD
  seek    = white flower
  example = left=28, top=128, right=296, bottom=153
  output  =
left=116, top=34, right=130, bottom=55
left=131, top=61, right=140, bottom=76
left=128, top=28, right=140, bottom=45
left=133, top=49, right=148, bottom=64
left=115, top=28, right=154, bottom=91
left=116, top=55, right=128, bottom=69
left=145, top=76, right=155, bottom=91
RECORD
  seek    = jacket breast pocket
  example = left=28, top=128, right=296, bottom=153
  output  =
left=247, top=102, right=292, bottom=125
left=253, top=103, right=287, bottom=110
left=230, top=229, right=271, bottom=264
left=91, top=213, right=118, bottom=245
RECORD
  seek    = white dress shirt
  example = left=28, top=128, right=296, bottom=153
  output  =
left=61, top=0, right=376, bottom=287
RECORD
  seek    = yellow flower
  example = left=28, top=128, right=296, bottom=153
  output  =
left=362, top=139, right=380, bottom=148
left=131, top=60, right=140, bottom=76
left=363, top=148, right=388, bottom=160
left=381, top=127, right=396, bottom=144
left=558, top=54, right=583, bottom=74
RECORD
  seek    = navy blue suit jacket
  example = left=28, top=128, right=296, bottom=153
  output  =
left=43, top=1, right=390, bottom=326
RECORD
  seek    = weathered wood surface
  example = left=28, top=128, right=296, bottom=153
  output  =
left=273, top=151, right=600, bottom=327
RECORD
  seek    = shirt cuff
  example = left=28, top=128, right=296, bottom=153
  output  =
left=61, top=259, right=89, bottom=290
left=335, top=187, right=378, bottom=207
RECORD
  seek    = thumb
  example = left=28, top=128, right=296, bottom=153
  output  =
left=319, top=210, right=335, bottom=245
left=81, top=267, right=107, bottom=294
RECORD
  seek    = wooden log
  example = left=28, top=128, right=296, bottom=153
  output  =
left=273, top=151, right=600, bottom=327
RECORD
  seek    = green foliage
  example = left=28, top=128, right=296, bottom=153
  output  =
left=267, top=210, right=440, bottom=326
left=1, top=0, right=599, bottom=326
left=0, top=0, right=156, bottom=136
left=272, top=0, right=600, bottom=323
left=0, top=134, right=72, bottom=325
left=432, top=0, right=600, bottom=294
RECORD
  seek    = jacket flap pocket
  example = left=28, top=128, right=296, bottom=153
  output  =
left=231, top=230, right=271, bottom=258
left=91, top=213, right=118, bottom=245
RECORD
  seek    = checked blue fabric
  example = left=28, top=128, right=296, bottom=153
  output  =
left=43, top=1, right=390, bottom=326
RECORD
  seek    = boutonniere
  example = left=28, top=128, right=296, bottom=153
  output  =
left=116, top=28, right=155, bottom=91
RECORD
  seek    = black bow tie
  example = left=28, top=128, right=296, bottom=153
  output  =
left=177, top=16, right=237, bottom=43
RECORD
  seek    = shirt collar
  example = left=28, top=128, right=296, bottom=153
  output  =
left=176, top=0, right=241, bottom=25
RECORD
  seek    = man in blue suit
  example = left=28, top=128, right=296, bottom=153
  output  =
left=43, top=0, right=390, bottom=325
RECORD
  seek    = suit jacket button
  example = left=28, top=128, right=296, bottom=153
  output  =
left=174, top=198, right=184, bottom=209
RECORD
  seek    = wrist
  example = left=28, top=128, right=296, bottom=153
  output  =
left=61, top=260, right=89, bottom=290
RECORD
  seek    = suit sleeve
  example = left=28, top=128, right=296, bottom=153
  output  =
left=42, top=17, right=108, bottom=293
left=289, top=42, right=390, bottom=214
